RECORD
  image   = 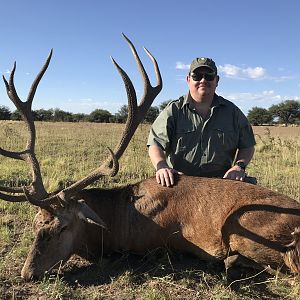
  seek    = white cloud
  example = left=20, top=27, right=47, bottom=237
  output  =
left=272, top=75, right=295, bottom=82
left=175, top=61, right=189, bottom=70
left=218, top=64, right=267, bottom=79
left=175, top=61, right=269, bottom=80
left=221, top=90, right=300, bottom=113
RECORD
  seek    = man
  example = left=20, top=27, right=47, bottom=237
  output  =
left=147, top=57, right=256, bottom=187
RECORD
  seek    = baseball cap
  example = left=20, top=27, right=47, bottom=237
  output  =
left=189, top=57, right=217, bottom=74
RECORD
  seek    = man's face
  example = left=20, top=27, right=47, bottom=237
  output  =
left=187, top=67, right=219, bottom=101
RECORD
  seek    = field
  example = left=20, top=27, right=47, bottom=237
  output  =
left=0, top=121, right=299, bottom=299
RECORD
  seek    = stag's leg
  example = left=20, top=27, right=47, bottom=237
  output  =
left=224, top=253, right=286, bottom=278
left=224, top=253, right=261, bottom=270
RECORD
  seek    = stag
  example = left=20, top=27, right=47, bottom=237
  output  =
left=1, top=35, right=300, bottom=281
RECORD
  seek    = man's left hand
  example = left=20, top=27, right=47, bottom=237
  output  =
left=223, top=166, right=246, bottom=181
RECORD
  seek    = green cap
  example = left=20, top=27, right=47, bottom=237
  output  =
left=189, top=57, right=217, bottom=74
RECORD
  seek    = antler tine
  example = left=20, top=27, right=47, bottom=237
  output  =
left=122, top=33, right=162, bottom=105
left=3, top=63, right=22, bottom=108
left=110, top=56, right=138, bottom=161
left=0, top=52, right=52, bottom=204
left=0, top=191, right=27, bottom=202
left=0, top=186, right=24, bottom=193
left=112, top=33, right=163, bottom=160
left=27, top=49, right=53, bottom=107
left=122, top=33, right=151, bottom=89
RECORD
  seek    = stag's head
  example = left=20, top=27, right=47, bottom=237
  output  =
left=21, top=208, right=74, bottom=280
left=21, top=200, right=106, bottom=280
left=0, top=34, right=162, bottom=280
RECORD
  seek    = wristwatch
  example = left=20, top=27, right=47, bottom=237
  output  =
left=235, top=161, right=246, bottom=170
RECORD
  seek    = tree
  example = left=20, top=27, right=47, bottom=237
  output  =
left=159, top=96, right=184, bottom=112
left=10, top=110, right=22, bottom=120
left=247, top=107, right=273, bottom=125
left=88, top=109, right=112, bottom=123
left=114, top=105, right=158, bottom=124
left=144, top=106, right=159, bottom=123
left=159, top=100, right=171, bottom=111
left=291, top=115, right=300, bottom=125
left=72, top=113, right=88, bottom=122
left=53, top=108, right=73, bottom=122
left=0, top=106, right=11, bottom=120
left=269, top=100, right=300, bottom=126
left=33, top=109, right=53, bottom=121
left=114, top=105, right=128, bottom=123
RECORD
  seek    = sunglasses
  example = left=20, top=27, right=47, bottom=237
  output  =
left=190, top=72, right=216, bottom=82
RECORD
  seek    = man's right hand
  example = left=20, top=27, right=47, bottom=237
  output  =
left=148, top=145, right=183, bottom=187
left=156, top=167, right=183, bottom=187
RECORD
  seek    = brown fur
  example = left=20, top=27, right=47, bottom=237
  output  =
left=21, top=175, right=300, bottom=280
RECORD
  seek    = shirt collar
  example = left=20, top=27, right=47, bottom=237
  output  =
left=183, top=92, right=224, bottom=109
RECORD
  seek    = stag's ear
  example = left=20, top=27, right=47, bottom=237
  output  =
left=77, top=200, right=107, bottom=229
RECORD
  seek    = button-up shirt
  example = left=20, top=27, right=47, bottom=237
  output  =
left=147, top=93, right=256, bottom=177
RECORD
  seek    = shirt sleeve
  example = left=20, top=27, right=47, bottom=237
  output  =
left=236, top=107, right=256, bottom=149
left=147, top=104, right=175, bottom=151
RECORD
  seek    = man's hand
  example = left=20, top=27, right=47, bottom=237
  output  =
left=223, top=165, right=246, bottom=181
left=156, top=166, right=183, bottom=187
left=148, top=145, right=184, bottom=186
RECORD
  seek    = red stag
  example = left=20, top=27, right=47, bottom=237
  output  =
left=0, top=35, right=300, bottom=281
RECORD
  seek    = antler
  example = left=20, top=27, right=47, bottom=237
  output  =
left=112, top=33, right=162, bottom=160
left=0, top=50, right=53, bottom=204
left=49, top=33, right=162, bottom=203
left=0, top=34, right=162, bottom=209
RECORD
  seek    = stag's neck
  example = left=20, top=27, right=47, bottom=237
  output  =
left=76, top=184, right=136, bottom=257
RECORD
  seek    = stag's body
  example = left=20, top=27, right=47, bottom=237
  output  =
left=22, top=175, right=300, bottom=279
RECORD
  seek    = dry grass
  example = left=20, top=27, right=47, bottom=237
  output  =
left=0, top=121, right=299, bottom=299
left=251, top=126, right=299, bottom=199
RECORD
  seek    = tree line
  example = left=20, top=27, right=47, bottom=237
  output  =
left=0, top=99, right=299, bottom=126
left=0, top=104, right=162, bottom=124
left=247, top=100, right=300, bottom=126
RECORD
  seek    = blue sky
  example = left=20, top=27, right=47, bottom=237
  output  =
left=1, top=0, right=300, bottom=115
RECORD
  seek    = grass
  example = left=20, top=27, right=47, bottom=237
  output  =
left=0, top=121, right=300, bottom=299
left=251, top=126, right=299, bottom=199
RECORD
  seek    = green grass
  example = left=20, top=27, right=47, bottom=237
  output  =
left=0, top=121, right=300, bottom=299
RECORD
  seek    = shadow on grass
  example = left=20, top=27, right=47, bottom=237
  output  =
left=60, top=249, right=282, bottom=299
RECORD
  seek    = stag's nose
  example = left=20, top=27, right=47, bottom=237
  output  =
left=21, top=265, right=41, bottom=281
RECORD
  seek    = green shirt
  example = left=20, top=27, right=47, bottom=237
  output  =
left=147, top=93, right=256, bottom=177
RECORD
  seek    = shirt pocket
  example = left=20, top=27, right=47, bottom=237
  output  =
left=174, top=126, right=198, bottom=154
left=211, top=128, right=237, bottom=152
